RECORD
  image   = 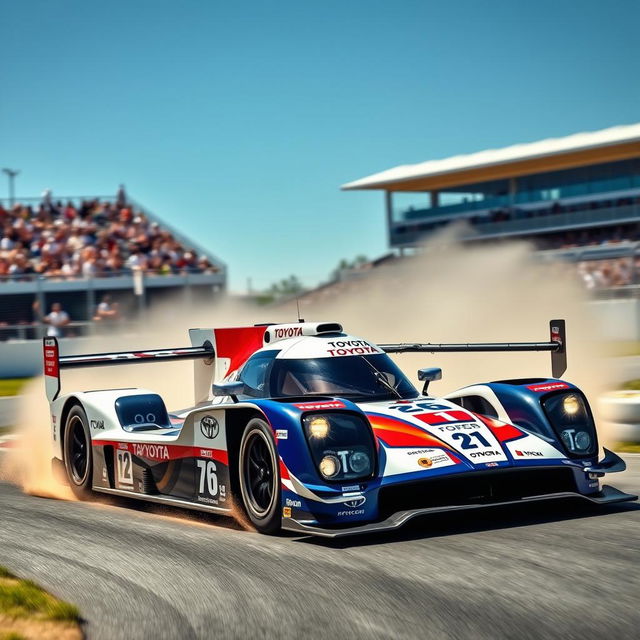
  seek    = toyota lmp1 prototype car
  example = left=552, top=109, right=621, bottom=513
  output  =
left=44, top=320, right=636, bottom=537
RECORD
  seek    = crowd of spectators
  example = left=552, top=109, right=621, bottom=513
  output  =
left=0, top=188, right=219, bottom=279
left=468, top=194, right=640, bottom=227
left=577, top=257, right=638, bottom=290
left=406, top=194, right=640, bottom=242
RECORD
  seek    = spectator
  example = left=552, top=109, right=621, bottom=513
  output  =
left=0, top=193, right=219, bottom=280
left=93, top=295, right=120, bottom=322
left=34, top=301, right=70, bottom=337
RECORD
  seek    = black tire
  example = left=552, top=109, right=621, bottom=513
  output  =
left=238, top=417, right=281, bottom=534
left=63, top=405, right=93, bottom=500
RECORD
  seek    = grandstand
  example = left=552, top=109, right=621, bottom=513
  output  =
left=0, top=190, right=226, bottom=340
left=342, top=123, right=640, bottom=293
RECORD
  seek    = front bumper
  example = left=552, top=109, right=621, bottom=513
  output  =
left=281, top=484, right=637, bottom=538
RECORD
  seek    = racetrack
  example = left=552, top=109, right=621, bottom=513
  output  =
left=0, top=457, right=638, bottom=640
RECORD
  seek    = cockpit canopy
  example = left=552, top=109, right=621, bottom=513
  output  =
left=238, top=350, right=418, bottom=402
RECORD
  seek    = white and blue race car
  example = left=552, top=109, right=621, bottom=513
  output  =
left=44, top=319, right=636, bottom=537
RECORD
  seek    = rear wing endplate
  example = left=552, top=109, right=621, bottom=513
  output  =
left=43, top=335, right=215, bottom=403
left=379, top=319, right=567, bottom=379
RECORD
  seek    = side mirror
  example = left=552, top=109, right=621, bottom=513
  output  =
left=417, top=367, right=442, bottom=395
left=211, top=381, right=245, bottom=402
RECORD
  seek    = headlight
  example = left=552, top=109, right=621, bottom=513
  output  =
left=319, top=455, right=340, bottom=478
left=302, top=412, right=375, bottom=482
left=563, top=395, right=580, bottom=415
left=115, top=394, right=170, bottom=431
left=542, top=391, right=598, bottom=458
left=308, top=416, right=330, bottom=439
left=349, top=451, right=371, bottom=474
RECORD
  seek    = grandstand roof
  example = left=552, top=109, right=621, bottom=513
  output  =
left=341, top=122, right=640, bottom=192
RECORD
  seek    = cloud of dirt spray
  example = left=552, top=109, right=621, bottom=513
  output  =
left=1, top=378, right=76, bottom=499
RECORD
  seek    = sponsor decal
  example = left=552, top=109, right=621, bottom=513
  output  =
left=200, top=449, right=213, bottom=458
left=90, top=419, right=105, bottom=430
left=131, top=443, right=170, bottom=460
left=325, top=340, right=381, bottom=357
left=118, top=442, right=129, bottom=450
left=526, top=382, right=570, bottom=393
left=406, top=450, right=451, bottom=466
left=43, top=341, right=59, bottom=377
left=293, top=401, right=346, bottom=410
left=342, top=496, right=366, bottom=508
left=200, top=415, right=219, bottom=440
left=274, top=326, right=303, bottom=339
left=485, top=462, right=499, bottom=467
left=275, top=429, right=288, bottom=440
left=337, top=508, right=365, bottom=517
left=283, top=507, right=292, bottom=518
left=285, top=498, right=302, bottom=507
left=436, top=422, right=481, bottom=432
left=342, top=484, right=361, bottom=492
left=468, top=450, right=500, bottom=458
left=515, top=450, right=543, bottom=457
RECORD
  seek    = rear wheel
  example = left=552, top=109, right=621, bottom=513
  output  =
left=63, top=405, right=93, bottom=500
left=238, top=418, right=281, bottom=534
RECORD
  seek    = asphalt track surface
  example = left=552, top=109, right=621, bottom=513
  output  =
left=0, top=457, right=638, bottom=640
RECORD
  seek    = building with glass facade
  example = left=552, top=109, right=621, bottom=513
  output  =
left=342, top=123, right=640, bottom=252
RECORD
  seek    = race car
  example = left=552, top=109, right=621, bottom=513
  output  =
left=44, top=319, right=636, bottom=537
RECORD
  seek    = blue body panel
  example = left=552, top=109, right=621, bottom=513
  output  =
left=243, top=379, right=609, bottom=528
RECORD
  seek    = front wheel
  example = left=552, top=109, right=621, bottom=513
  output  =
left=63, top=405, right=93, bottom=500
left=238, top=418, right=281, bottom=534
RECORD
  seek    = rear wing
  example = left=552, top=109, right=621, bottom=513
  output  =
left=43, top=332, right=215, bottom=403
left=43, top=325, right=268, bottom=404
left=378, top=319, right=567, bottom=379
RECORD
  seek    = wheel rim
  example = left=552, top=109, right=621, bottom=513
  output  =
left=242, top=429, right=276, bottom=517
left=68, top=416, right=89, bottom=485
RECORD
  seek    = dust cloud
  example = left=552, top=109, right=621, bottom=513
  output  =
left=0, top=378, right=75, bottom=499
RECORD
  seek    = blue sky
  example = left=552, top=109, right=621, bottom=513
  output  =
left=1, top=0, right=639, bottom=291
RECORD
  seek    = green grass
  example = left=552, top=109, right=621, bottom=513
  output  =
left=620, top=379, right=640, bottom=391
left=0, top=632, right=26, bottom=640
left=615, top=442, right=640, bottom=453
left=0, top=380, right=29, bottom=398
left=0, top=568, right=80, bottom=623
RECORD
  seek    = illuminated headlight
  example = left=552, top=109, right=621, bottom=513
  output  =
left=542, top=391, right=597, bottom=458
left=308, top=416, right=330, bottom=439
left=319, top=455, right=340, bottom=479
left=302, top=413, right=375, bottom=482
left=563, top=395, right=580, bottom=415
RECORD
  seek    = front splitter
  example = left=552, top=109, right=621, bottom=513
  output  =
left=281, top=484, right=637, bottom=538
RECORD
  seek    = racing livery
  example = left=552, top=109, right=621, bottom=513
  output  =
left=45, top=320, right=636, bottom=537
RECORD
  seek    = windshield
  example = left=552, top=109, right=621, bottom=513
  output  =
left=269, top=354, right=418, bottom=401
